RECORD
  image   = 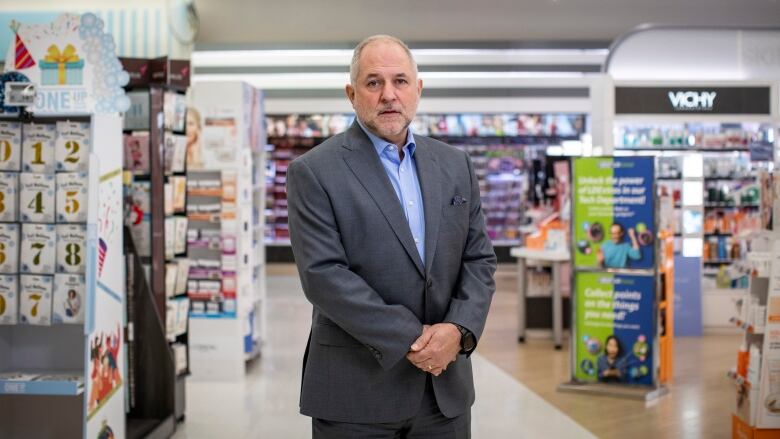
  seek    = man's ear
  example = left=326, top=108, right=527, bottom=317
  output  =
left=417, top=78, right=423, bottom=97
left=345, top=84, right=355, bottom=106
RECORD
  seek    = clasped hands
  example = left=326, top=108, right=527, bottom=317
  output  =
left=405, top=323, right=460, bottom=377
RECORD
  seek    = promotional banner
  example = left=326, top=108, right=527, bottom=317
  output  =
left=2, top=13, right=129, bottom=114
left=575, top=271, right=655, bottom=386
left=573, top=157, right=655, bottom=270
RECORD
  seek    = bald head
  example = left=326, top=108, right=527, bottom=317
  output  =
left=350, top=35, right=418, bottom=85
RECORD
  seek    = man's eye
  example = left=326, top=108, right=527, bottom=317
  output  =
left=367, top=80, right=379, bottom=88
left=396, top=79, right=408, bottom=85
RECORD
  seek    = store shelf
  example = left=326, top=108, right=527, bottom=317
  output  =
left=703, top=259, right=734, bottom=265
left=187, top=188, right=223, bottom=197
left=703, top=204, right=759, bottom=209
left=657, top=176, right=682, bottom=180
left=704, top=232, right=733, bottom=237
left=616, top=146, right=750, bottom=152
left=0, top=372, right=84, bottom=396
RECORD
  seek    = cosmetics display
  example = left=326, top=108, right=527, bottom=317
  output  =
left=265, top=112, right=586, bottom=246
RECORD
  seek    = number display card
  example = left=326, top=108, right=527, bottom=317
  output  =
left=22, top=123, right=56, bottom=173
left=52, top=274, right=85, bottom=324
left=19, top=274, right=53, bottom=325
left=55, top=121, right=90, bottom=172
left=0, top=172, right=18, bottom=222
left=19, top=173, right=55, bottom=223
left=56, top=224, right=86, bottom=274
left=21, top=224, right=56, bottom=274
left=0, top=223, right=20, bottom=273
left=56, top=172, right=88, bottom=223
left=0, top=274, right=18, bottom=324
left=0, top=121, right=22, bottom=171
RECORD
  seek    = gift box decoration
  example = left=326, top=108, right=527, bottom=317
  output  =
left=39, top=44, right=84, bottom=86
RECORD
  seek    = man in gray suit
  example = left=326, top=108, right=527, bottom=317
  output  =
left=287, top=34, right=497, bottom=438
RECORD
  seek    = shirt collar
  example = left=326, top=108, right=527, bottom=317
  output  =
left=356, top=117, right=417, bottom=159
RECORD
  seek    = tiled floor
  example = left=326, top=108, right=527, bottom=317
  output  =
left=173, top=273, right=597, bottom=438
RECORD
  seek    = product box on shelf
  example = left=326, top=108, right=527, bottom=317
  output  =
left=0, top=223, right=20, bottom=273
left=0, top=172, right=18, bottom=222
left=171, top=176, right=187, bottom=213
left=52, top=273, right=85, bottom=324
left=164, top=182, right=174, bottom=216
left=165, top=217, right=175, bottom=260
left=174, top=217, right=188, bottom=255
left=0, top=121, right=22, bottom=171
left=20, top=224, right=56, bottom=274
left=19, top=274, right=53, bottom=325
left=56, top=224, right=86, bottom=274
left=166, top=263, right=178, bottom=298
left=124, top=91, right=151, bottom=131
left=163, top=92, right=187, bottom=133
left=55, top=121, right=90, bottom=172
left=164, top=135, right=187, bottom=173
left=19, top=173, right=55, bottom=223
left=126, top=181, right=151, bottom=257
left=172, top=343, right=188, bottom=375
left=0, top=274, right=18, bottom=324
left=55, top=172, right=88, bottom=223
left=124, top=132, right=150, bottom=173
left=22, top=123, right=56, bottom=174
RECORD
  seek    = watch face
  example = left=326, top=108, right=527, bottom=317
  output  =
left=462, top=333, right=476, bottom=351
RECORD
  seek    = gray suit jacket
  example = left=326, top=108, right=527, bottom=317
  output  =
left=287, top=121, right=497, bottom=423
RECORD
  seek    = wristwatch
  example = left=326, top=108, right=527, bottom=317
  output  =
left=453, top=323, right=476, bottom=354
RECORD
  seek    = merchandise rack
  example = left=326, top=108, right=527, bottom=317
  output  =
left=0, top=112, right=126, bottom=438
left=187, top=81, right=266, bottom=380
left=264, top=112, right=587, bottom=253
left=606, top=81, right=780, bottom=331
left=730, top=240, right=780, bottom=437
left=122, top=79, right=191, bottom=425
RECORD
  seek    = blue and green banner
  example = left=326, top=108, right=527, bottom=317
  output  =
left=575, top=271, right=655, bottom=386
left=572, top=157, right=655, bottom=270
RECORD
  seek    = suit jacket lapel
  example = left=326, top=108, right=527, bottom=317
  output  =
left=413, top=137, right=442, bottom=278
left=341, top=122, right=425, bottom=277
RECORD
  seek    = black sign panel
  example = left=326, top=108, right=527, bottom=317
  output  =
left=615, top=87, right=770, bottom=115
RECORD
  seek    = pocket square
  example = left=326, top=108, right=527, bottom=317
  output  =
left=451, top=195, right=468, bottom=205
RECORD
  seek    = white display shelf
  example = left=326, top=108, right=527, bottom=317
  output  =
left=0, top=371, right=84, bottom=396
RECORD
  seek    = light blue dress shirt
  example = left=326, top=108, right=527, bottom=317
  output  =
left=357, top=119, right=426, bottom=264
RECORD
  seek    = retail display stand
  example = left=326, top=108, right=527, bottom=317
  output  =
left=730, top=233, right=780, bottom=438
left=187, top=81, right=266, bottom=380
left=608, top=82, right=778, bottom=332
left=121, top=56, right=192, bottom=425
left=0, top=13, right=129, bottom=438
left=558, top=156, right=671, bottom=400
left=264, top=113, right=586, bottom=252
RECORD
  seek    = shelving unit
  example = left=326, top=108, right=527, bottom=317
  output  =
left=0, top=113, right=126, bottom=438
left=730, top=241, right=780, bottom=437
left=264, top=112, right=587, bottom=251
left=608, top=82, right=780, bottom=334
left=121, top=56, right=192, bottom=427
left=187, top=81, right=266, bottom=380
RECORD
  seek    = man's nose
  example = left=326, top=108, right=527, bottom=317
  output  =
left=380, top=82, right=397, bottom=102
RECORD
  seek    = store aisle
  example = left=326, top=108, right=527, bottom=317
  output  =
left=173, top=270, right=596, bottom=439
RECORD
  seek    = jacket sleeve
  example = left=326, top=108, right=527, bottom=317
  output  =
left=287, top=157, right=423, bottom=371
left=443, top=152, right=497, bottom=352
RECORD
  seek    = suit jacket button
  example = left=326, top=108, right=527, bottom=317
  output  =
left=426, top=280, right=433, bottom=288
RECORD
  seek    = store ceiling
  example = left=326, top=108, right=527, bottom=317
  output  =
left=194, top=0, right=780, bottom=48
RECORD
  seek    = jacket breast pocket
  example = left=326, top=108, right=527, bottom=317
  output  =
left=313, top=323, right=363, bottom=347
